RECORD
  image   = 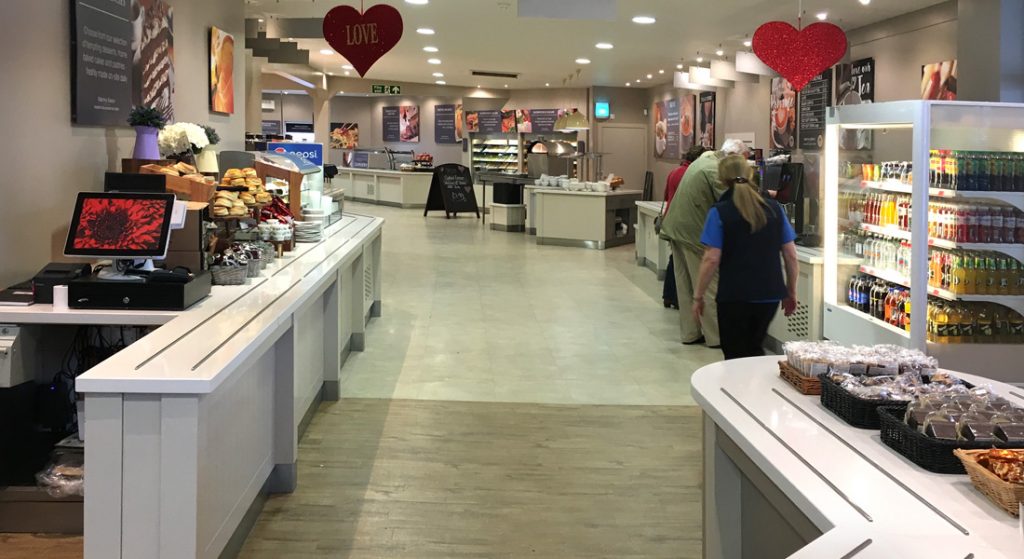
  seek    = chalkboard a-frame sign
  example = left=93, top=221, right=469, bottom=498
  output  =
left=424, top=164, right=480, bottom=218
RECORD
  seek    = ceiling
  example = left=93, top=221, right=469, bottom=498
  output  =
left=245, top=0, right=948, bottom=89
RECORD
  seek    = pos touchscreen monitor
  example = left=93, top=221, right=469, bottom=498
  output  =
left=64, top=192, right=176, bottom=259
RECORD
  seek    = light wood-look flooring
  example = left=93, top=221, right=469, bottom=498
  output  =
left=0, top=533, right=81, bottom=558
left=239, top=398, right=701, bottom=559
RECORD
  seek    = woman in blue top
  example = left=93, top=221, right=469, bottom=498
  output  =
left=692, top=155, right=800, bottom=360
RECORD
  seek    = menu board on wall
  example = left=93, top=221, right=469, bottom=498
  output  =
left=524, top=109, right=560, bottom=133
left=435, top=104, right=458, bottom=144
left=770, top=77, right=797, bottom=150
left=798, top=69, right=832, bottom=151
left=261, top=120, right=281, bottom=135
left=665, top=98, right=681, bottom=159
left=71, top=0, right=134, bottom=126
left=382, top=106, right=401, bottom=142
left=698, top=92, right=716, bottom=149
left=836, top=57, right=875, bottom=150
left=476, top=110, right=503, bottom=134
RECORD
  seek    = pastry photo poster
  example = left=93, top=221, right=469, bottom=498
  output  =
left=209, top=26, right=235, bottom=115
left=70, top=0, right=175, bottom=125
left=329, top=123, right=359, bottom=149
left=698, top=92, right=716, bottom=149
left=653, top=101, right=668, bottom=158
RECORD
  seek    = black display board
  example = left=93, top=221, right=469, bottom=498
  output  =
left=799, top=69, right=832, bottom=151
left=382, top=106, right=401, bottom=142
left=71, top=0, right=134, bottom=126
left=435, top=104, right=457, bottom=143
left=477, top=110, right=503, bottom=134
left=424, top=164, right=480, bottom=219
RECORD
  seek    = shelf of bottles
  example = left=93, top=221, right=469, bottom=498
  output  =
left=471, top=136, right=520, bottom=174
left=825, top=101, right=1024, bottom=369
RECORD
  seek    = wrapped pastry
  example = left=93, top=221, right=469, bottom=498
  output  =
left=924, top=419, right=958, bottom=440
left=173, top=161, right=197, bottom=175
left=958, top=421, right=998, bottom=442
left=994, top=424, right=1024, bottom=443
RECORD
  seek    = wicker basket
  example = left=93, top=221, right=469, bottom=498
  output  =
left=779, top=361, right=822, bottom=395
left=818, top=374, right=913, bottom=429
left=955, top=449, right=1024, bottom=516
left=878, top=406, right=1010, bottom=474
left=210, top=265, right=247, bottom=285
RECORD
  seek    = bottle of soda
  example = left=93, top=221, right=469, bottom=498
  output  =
left=991, top=153, right=1005, bottom=191
left=992, top=206, right=1005, bottom=243
left=1014, top=153, right=1024, bottom=192
left=978, top=152, right=991, bottom=192
left=960, top=152, right=973, bottom=191
left=979, top=205, right=993, bottom=243
left=968, top=205, right=980, bottom=243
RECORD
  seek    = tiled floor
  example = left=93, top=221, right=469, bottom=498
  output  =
left=341, top=202, right=722, bottom=406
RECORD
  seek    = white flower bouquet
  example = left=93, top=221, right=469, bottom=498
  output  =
left=159, top=122, right=211, bottom=158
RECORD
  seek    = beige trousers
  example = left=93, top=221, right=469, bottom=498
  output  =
left=670, top=242, right=720, bottom=346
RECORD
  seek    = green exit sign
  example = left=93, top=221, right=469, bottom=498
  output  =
left=372, top=84, right=401, bottom=94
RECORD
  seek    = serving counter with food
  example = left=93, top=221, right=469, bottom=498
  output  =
left=695, top=345, right=1024, bottom=559
left=531, top=175, right=640, bottom=249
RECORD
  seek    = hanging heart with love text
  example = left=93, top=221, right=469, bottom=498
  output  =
left=752, top=21, right=847, bottom=91
left=323, top=4, right=404, bottom=78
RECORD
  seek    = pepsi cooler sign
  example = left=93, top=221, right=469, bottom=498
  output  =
left=267, top=142, right=324, bottom=166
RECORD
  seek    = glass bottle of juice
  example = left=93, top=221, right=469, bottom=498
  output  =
left=963, top=256, right=976, bottom=295
left=993, top=305, right=1008, bottom=344
left=975, top=303, right=992, bottom=343
left=926, top=302, right=937, bottom=342
left=952, top=254, right=967, bottom=295
left=998, top=257, right=1011, bottom=295
left=948, top=303, right=964, bottom=344
left=1009, top=310, right=1024, bottom=342
left=902, top=291, right=912, bottom=333
left=1013, top=258, right=1024, bottom=296
left=933, top=302, right=950, bottom=343
left=883, top=288, right=895, bottom=323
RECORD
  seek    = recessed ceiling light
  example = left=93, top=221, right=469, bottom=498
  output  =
left=344, top=71, right=351, bottom=76
left=405, top=0, right=429, bottom=4
left=676, top=63, right=684, bottom=70
left=342, top=64, right=354, bottom=70
left=646, top=74, right=653, bottom=79
left=504, top=84, right=508, bottom=88
left=696, top=56, right=704, bottom=63
left=257, top=18, right=264, bottom=22
left=477, top=84, right=482, bottom=88
left=423, top=46, right=438, bottom=52
left=632, top=15, right=656, bottom=24
left=743, top=39, right=753, bottom=47
left=595, top=42, right=614, bottom=50
left=575, top=58, right=591, bottom=64
left=816, top=11, right=828, bottom=20
left=435, top=80, right=446, bottom=85
left=320, top=49, right=335, bottom=55
left=658, top=69, right=665, bottom=74
left=286, top=38, right=294, bottom=41
left=859, top=0, right=871, bottom=4
left=327, top=72, right=334, bottom=76
left=416, top=28, right=435, bottom=35
left=427, top=58, right=441, bottom=64
left=716, top=49, right=724, bottom=56
left=635, top=79, right=640, bottom=83
left=545, top=83, right=550, bottom=87
left=313, top=71, right=323, bottom=75
left=432, top=72, right=444, bottom=77
left=625, top=82, right=631, bottom=86
left=340, top=91, right=344, bottom=94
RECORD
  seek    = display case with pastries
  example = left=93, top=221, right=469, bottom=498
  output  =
left=824, top=100, right=1024, bottom=384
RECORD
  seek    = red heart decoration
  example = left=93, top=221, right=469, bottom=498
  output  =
left=323, top=4, right=404, bottom=78
left=752, top=22, right=847, bottom=91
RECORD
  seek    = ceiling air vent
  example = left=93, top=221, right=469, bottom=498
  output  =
left=471, top=70, right=520, bottom=79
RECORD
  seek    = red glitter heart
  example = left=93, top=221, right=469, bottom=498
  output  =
left=323, top=4, right=404, bottom=78
left=752, top=22, right=847, bottom=91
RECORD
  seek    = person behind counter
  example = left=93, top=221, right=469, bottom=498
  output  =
left=661, top=145, right=710, bottom=310
left=692, top=155, right=799, bottom=360
left=659, top=138, right=749, bottom=348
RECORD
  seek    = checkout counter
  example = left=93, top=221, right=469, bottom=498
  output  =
left=0, top=210, right=384, bottom=558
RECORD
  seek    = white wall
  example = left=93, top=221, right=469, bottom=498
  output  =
left=0, top=0, right=247, bottom=288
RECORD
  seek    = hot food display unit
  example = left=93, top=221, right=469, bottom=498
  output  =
left=824, top=100, right=1024, bottom=384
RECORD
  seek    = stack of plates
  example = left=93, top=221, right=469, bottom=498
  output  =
left=293, top=220, right=323, bottom=243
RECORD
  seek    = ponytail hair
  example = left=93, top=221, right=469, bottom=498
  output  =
left=718, top=154, right=768, bottom=231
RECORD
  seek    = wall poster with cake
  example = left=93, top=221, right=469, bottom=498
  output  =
left=679, top=95, right=695, bottom=153
left=653, top=101, right=668, bottom=158
left=71, top=0, right=175, bottom=125
left=209, top=26, right=235, bottom=115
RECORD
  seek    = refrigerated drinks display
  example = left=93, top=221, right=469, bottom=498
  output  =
left=825, top=101, right=1024, bottom=383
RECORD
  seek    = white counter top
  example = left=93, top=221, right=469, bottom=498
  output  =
left=694, top=355, right=1024, bottom=558
left=75, top=213, right=383, bottom=395
left=535, top=188, right=642, bottom=198
left=636, top=200, right=664, bottom=213
left=339, top=168, right=433, bottom=177
left=0, top=304, right=177, bottom=326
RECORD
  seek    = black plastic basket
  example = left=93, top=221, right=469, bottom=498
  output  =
left=877, top=406, right=1010, bottom=474
left=817, top=374, right=915, bottom=429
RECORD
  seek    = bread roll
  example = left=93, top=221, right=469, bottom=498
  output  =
left=230, top=178, right=246, bottom=187
left=173, top=162, right=197, bottom=175
left=214, top=198, right=233, bottom=209
left=243, top=167, right=258, bottom=178
left=240, top=193, right=256, bottom=205
left=224, top=168, right=244, bottom=180
left=255, top=192, right=272, bottom=204
left=213, top=206, right=230, bottom=217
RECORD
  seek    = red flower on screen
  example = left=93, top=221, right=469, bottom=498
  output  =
left=73, top=198, right=166, bottom=251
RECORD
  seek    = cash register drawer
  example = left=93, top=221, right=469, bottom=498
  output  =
left=68, top=272, right=212, bottom=311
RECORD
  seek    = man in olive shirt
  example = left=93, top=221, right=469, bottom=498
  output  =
left=660, top=139, right=750, bottom=346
